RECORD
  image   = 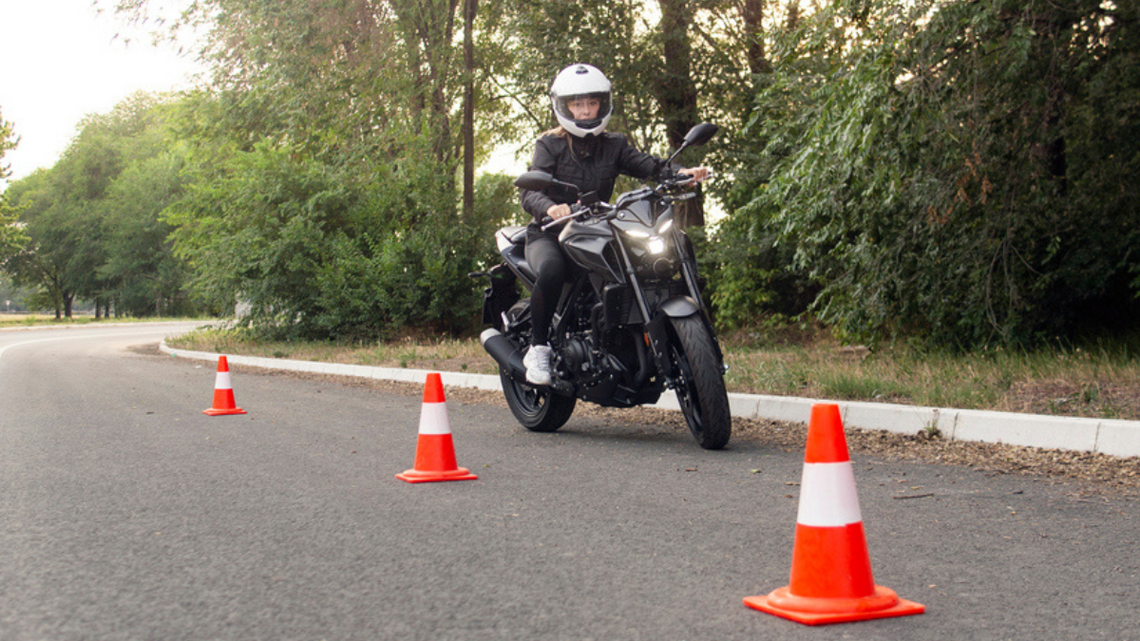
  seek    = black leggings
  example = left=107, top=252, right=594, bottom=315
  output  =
left=525, top=232, right=566, bottom=346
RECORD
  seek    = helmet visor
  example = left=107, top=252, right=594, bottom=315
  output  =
left=553, top=92, right=612, bottom=131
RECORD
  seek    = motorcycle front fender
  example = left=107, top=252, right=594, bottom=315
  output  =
left=647, top=296, right=726, bottom=377
left=646, top=297, right=702, bottom=374
left=659, top=296, right=701, bottom=318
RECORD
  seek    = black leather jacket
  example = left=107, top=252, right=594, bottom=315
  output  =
left=519, top=131, right=677, bottom=228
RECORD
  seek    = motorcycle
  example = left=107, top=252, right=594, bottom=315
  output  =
left=472, top=122, right=731, bottom=449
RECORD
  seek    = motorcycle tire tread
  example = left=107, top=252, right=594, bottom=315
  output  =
left=500, top=370, right=577, bottom=433
left=670, top=315, right=732, bottom=450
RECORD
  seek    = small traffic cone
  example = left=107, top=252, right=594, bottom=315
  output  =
left=202, top=355, right=247, bottom=416
left=744, top=403, right=924, bottom=625
left=396, top=373, right=478, bottom=484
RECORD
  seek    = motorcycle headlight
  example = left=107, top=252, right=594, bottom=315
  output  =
left=622, top=228, right=669, bottom=255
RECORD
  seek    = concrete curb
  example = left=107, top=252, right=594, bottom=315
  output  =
left=161, top=342, right=1140, bottom=458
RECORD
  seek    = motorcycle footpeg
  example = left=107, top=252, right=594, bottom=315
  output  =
left=551, top=379, right=575, bottom=396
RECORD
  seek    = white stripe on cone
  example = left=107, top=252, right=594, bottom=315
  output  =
left=417, top=403, right=451, bottom=435
left=796, top=461, right=862, bottom=527
left=214, top=371, right=233, bottom=390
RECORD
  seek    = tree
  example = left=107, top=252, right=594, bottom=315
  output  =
left=0, top=109, right=28, bottom=261
left=4, top=94, right=195, bottom=318
left=725, top=0, right=1140, bottom=346
left=110, top=0, right=515, bottom=337
left=6, top=163, right=105, bottom=319
left=0, top=108, right=17, bottom=181
left=462, top=0, right=478, bottom=219
left=99, top=151, right=193, bottom=316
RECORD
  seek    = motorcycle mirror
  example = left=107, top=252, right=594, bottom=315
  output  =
left=514, top=171, right=553, bottom=191
left=666, top=122, right=719, bottom=165
left=515, top=171, right=581, bottom=194
left=683, top=122, right=719, bottom=148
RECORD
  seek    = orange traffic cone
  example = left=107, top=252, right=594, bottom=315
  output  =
left=744, top=403, right=924, bottom=625
left=202, top=355, right=247, bottom=416
left=396, top=373, right=478, bottom=484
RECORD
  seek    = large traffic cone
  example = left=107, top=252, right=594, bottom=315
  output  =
left=396, top=373, right=478, bottom=484
left=744, top=403, right=924, bottom=625
left=203, top=355, right=247, bottom=416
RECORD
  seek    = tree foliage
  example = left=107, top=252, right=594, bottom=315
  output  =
left=0, top=109, right=28, bottom=261
left=106, top=0, right=514, bottom=337
left=4, top=94, right=195, bottom=317
left=163, top=131, right=500, bottom=338
left=55, top=0, right=1136, bottom=348
left=721, top=0, right=1140, bottom=346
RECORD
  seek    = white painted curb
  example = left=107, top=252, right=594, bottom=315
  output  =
left=161, top=342, right=1140, bottom=458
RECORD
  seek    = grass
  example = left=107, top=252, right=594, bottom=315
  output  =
left=166, top=326, right=1140, bottom=420
left=723, top=334, right=1140, bottom=419
left=170, top=327, right=500, bottom=376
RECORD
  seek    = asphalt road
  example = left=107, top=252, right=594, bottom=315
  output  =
left=1, top=323, right=1137, bottom=640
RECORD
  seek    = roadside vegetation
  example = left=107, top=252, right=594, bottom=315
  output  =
left=3, top=0, right=1136, bottom=409
left=167, top=325, right=1140, bottom=421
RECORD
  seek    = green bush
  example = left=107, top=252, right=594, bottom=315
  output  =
left=167, top=138, right=504, bottom=340
left=721, top=0, right=1140, bottom=347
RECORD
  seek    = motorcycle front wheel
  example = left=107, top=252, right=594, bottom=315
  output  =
left=668, top=315, right=732, bottom=450
left=500, top=371, right=577, bottom=433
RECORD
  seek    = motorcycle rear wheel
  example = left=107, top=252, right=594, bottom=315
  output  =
left=500, top=371, right=577, bottom=433
left=669, top=315, right=731, bottom=450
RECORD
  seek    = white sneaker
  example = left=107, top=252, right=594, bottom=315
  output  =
left=523, top=344, right=554, bottom=386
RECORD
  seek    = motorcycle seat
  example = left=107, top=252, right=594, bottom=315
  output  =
left=497, top=226, right=527, bottom=246
left=496, top=226, right=538, bottom=283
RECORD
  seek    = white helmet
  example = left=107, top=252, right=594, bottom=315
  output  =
left=550, top=64, right=612, bottom=138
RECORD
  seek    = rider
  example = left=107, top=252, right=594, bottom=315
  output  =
left=519, top=63, right=709, bottom=386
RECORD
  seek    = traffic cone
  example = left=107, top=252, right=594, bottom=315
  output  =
left=202, top=355, right=247, bottom=416
left=396, top=373, right=478, bottom=484
left=743, top=403, right=924, bottom=625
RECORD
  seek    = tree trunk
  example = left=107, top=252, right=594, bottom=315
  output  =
left=1042, top=14, right=1067, bottom=197
left=656, top=0, right=698, bottom=150
left=742, top=0, right=770, bottom=77
left=462, top=0, right=477, bottom=219
left=392, top=0, right=460, bottom=165
left=656, top=0, right=702, bottom=228
left=786, top=1, right=800, bottom=31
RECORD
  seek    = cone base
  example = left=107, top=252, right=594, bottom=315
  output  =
left=396, top=467, right=478, bottom=484
left=203, top=407, right=247, bottom=416
left=744, top=585, right=925, bottom=626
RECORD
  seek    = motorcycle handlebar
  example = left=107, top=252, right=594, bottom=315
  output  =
left=537, top=169, right=713, bottom=232
left=540, top=203, right=594, bottom=232
left=659, top=169, right=715, bottom=190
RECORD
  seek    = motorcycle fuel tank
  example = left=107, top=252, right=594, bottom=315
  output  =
left=559, top=216, right=624, bottom=281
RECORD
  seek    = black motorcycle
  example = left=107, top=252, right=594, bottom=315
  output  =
left=473, top=123, right=730, bottom=449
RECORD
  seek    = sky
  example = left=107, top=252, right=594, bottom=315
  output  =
left=0, top=0, right=202, bottom=186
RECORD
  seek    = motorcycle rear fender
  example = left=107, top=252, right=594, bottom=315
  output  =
left=481, top=264, right=520, bottom=329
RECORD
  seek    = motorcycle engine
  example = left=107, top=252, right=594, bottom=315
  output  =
left=561, top=333, right=631, bottom=389
left=561, top=337, right=593, bottom=376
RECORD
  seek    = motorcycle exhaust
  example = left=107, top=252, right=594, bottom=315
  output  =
left=480, top=329, right=528, bottom=383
